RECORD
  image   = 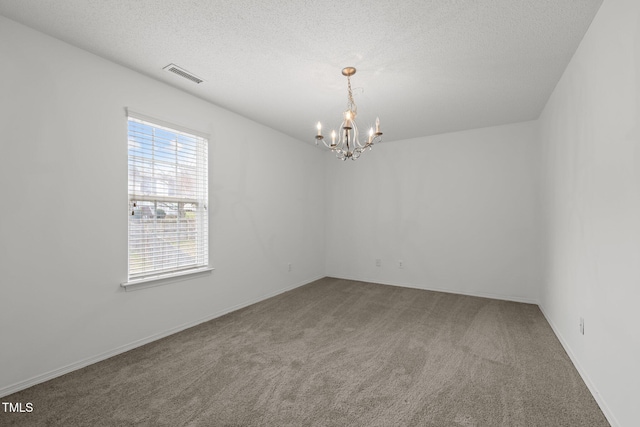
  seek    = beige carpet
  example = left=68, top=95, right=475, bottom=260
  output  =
left=1, top=277, right=609, bottom=426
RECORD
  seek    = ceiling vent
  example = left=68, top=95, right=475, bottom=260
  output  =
left=163, top=64, right=204, bottom=84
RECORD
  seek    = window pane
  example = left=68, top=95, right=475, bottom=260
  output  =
left=127, top=115, right=208, bottom=280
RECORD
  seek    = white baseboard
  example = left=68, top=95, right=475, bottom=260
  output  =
left=537, top=304, right=619, bottom=427
left=0, top=275, right=325, bottom=398
left=328, top=275, right=539, bottom=305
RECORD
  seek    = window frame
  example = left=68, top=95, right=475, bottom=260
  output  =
left=122, top=109, right=212, bottom=291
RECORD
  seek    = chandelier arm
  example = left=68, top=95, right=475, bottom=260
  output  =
left=351, top=121, right=368, bottom=149
left=315, top=135, right=333, bottom=150
left=321, top=138, right=333, bottom=149
left=338, top=119, right=348, bottom=149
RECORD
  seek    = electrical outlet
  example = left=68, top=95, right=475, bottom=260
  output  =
left=375, top=259, right=381, bottom=267
left=579, top=317, right=584, bottom=335
left=288, top=263, right=292, bottom=272
left=398, top=260, right=404, bottom=269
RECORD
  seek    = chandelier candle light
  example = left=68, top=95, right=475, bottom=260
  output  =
left=315, top=67, right=382, bottom=161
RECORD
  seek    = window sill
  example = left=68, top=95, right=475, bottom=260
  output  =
left=121, top=267, right=214, bottom=292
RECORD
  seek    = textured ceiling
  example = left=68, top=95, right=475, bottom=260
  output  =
left=0, top=0, right=603, bottom=143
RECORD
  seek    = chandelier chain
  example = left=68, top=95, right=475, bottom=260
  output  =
left=346, top=75, right=356, bottom=115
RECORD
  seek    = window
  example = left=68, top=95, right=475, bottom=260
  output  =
left=125, top=110, right=209, bottom=285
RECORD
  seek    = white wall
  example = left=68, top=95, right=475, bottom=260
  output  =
left=538, top=0, right=640, bottom=425
left=0, top=16, right=325, bottom=395
left=325, top=121, right=541, bottom=303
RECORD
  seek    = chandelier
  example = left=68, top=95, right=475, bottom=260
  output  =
left=315, top=67, right=382, bottom=161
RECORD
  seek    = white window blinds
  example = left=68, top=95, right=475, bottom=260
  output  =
left=127, top=110, right=209, bottom=282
